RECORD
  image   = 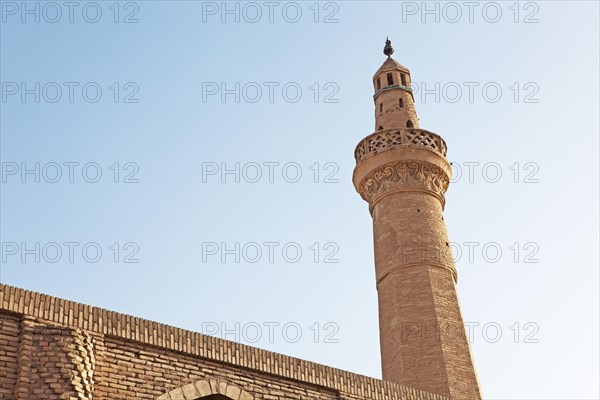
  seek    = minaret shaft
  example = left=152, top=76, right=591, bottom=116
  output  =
left=373, top=192, right=480, bottom=399
left=353, top=40, right=481, bottom=399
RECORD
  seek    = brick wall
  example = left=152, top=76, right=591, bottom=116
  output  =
left=0, top=284, right=448, bottom=400
left=0, top=311, right=19, bottom=398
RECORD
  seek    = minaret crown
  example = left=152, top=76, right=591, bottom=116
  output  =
left=373, top=38, right=419, bottom=131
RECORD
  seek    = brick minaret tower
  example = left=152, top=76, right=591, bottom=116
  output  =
left=352, top=39, right=482, bottom=399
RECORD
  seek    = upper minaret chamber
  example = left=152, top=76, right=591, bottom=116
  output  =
left=373, top=39, right=419, bottom=132
left=353, top=40, right=482, bottom=400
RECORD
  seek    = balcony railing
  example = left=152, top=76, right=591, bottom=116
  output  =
left=354, top=128, right=448, bottom=163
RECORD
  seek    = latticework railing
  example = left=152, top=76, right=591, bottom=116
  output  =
left=355, top=128, right=447, bottom=163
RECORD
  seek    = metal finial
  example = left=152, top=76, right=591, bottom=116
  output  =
left=383, top=37, right=394, bottom=57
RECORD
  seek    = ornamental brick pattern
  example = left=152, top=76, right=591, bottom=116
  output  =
left=0, top=284, right=448, bottom=400
left=352, top=48, right=481, bottom=399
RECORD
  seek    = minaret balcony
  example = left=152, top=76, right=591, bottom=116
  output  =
left=354, top=128, right=448, bottom=164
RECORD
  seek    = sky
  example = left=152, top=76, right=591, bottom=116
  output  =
left=1, top=1, right=599, bottom=399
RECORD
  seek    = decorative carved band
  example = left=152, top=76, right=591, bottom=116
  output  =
left=354, top=128, right=447, bottom=163
left=358, top=160, right=450, bottom=208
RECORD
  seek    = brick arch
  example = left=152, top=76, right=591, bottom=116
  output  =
left=156, top=379, right=253, bottom=400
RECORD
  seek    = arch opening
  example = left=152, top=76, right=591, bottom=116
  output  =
left=156, top=379, right=253, bottom=400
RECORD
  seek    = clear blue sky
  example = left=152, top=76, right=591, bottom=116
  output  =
left=1, top=1, right=598, bottom=398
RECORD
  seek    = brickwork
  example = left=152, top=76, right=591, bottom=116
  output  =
left=0, top=311, right=19, bottom=398
left=353, top=47, right=482, bottom=399
left=0, top=284, right=448, bottom=400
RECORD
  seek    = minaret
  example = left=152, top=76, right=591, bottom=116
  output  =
left=353, top=39, right=482, bottom=399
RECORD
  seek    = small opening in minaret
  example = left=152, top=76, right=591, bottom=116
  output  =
left=387, top=73, right=393, bottom=86
left=406, top=120, right=414, bottom=128
left=378, top=125, right=383, bottom=131
left=379, top=103, right=383, bottom=113
left=401, top=73, right=407, bottom=86
left=399, top=98, right=404, bottom=108
left=376, top=78, right=381, bottom=90
left=417, top=209, right=420, bottom=212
